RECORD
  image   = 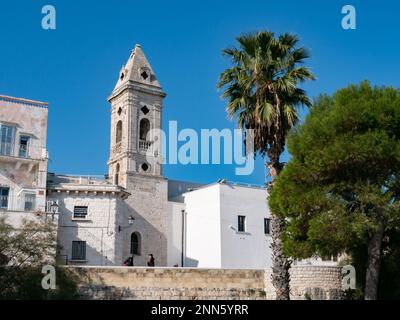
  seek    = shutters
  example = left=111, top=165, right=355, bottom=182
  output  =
left=0, top=125, right=15, bottom=156
left=0, top=187, right=9, bottom=209
left=71, top=241, right=86, bottom=260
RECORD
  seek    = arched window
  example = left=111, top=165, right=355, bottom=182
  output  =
left=139, top=118, right=150, bottom=141
left=115, top=163, right=120, bottom=185
left=116, top=120, right=123, bottom=144
left=130, top=232, right=141, bottom=255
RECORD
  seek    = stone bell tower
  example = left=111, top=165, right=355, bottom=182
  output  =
left=108, top=44, right=168, bottom=266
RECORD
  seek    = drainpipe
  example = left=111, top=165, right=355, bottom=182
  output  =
left=181, top=209, right=186, bottom=267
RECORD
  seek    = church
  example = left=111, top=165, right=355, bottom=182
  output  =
left=0, top=44, right=336, bottom=268
left=47, top=44, right=271, bottom=268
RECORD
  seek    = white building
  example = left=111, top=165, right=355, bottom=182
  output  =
left=46, top=174, right=129, bottom=265
left=1, top=44, right=338, bottom=269
left=167, top=181, right=272, bottom=269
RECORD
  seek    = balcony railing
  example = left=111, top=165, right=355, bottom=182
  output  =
left=19, top=143, right=28, bottom=158
left=48, top=174, right=108, bottom=186
left=0, top=195, right=38, bottom=212
left=0, top=143, right=47, bottom=161
left=139, top=140, right=152, bottom=151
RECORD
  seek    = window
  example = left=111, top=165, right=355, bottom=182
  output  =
left=130, top=232, right=141, bottom=255
left=115, top=163, right=120, bottom=185
left=116, top=120, right=123, bottom=144
left=24, top=193, right=36, bottom=211
left=73, top=206, right=88, bottom=219
left=0, top=124, right=15, bottom=156
left=238, top=215, right=246, bottom=232
left=141, top=105, right=149, bottom=115
left=71, top=241, right=86, bottom=261
left=264, top=218, right=271, bottom=235
left=0, top=187, right=9, bottom=209
left=141, top=163, right=149, bottom=172
left=19, top=136, right=30, bottom=158
left=139, top=118, right=150, bottom=141
left=140, top=70, right=149, bottom=80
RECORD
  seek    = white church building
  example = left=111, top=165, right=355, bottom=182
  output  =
left=0, top=44, right=335, bottom=269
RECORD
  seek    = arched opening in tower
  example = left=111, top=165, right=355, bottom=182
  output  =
left=116, top=120, right=123, bottom=144
left=115, top=163, right=120, bottom=185
left=139, top=118, right=150, bottom=141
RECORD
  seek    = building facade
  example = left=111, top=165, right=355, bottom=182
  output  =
left=0, top=95, right=49, bottom=225
left=0, top=45, right=338, bottom=269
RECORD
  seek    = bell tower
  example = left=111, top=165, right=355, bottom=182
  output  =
left=108, top=44, right=168, bottom=266
left=108, top=44, right=166, bottom=187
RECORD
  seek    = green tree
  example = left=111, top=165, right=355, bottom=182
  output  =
left=0, top=217, right=79, bottom=299
left=218, top=31, right=315, bottom=299
left=269, top=82, right=400, bottom=300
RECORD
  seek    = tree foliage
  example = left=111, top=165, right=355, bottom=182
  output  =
left=0, top=217, right=79, bottom=299
left=218, top=31, right=315, bottom=166
left=269, top=81, right=400, bottom=298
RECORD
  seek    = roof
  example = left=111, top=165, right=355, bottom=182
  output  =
left=0, top=95, right=48, bottom=108
left=47, top=173, right=130, bottom=198
left=168, top=178, right=266, bottom=202
left=110, top=44, right=165, bottom=99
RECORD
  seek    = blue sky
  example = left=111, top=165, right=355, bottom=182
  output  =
left=1, top=0, right=399, bottom=185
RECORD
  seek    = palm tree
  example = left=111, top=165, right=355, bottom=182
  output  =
left=218, top=31, right=315, bottom=300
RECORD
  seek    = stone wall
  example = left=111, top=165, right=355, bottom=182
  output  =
left=66, top=266, right=343, bottom=300
left=264, top=266, right=343, bottom=300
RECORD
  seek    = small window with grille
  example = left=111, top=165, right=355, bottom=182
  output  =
left=73, top=206, right=88, bottom=219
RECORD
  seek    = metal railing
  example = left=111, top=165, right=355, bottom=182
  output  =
left=0, top=194, right=38, bottom=212
left=139, top=140, right=152, bottom=151
left=0, top=143, right=47, bottom=161
left=48, top=174, right=108, bottom=186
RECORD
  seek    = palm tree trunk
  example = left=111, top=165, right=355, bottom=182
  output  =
left=267, top=160, right=291, bottom=300
left=271, top=215, right=291, bottom=299
left=364, top=219, right=384, bottom=300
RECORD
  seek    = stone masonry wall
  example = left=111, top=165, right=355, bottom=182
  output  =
left=66, top=266, right=343, bottom=300
left=264, top=266, right=343, bottom=300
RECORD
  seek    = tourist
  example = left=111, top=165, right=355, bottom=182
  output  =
left=147, top=254, right=155, bottom=267
left=124, top=256, right=134, bottom=266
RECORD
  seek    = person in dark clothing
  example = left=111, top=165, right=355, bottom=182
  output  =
left=147, top=254, right=155, bottom=267
left=124, top=256, right=134, bottom=266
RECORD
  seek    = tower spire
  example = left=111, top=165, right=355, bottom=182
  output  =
left=111, top=44, right=165, bottom=98
left=108, top=44, right=166, bottom=185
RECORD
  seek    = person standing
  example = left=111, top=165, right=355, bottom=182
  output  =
left=147, top=254, right=155, bottom=267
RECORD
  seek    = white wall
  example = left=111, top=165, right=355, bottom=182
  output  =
left=184, top=184, right=222, bottom=268
left=167, top=201, right=185, bottom=267
left=49, top=192, right=120, bottom=266
left=179, top=183, right=272, bottom=269
left=219, top=184, right=271, bottom=269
